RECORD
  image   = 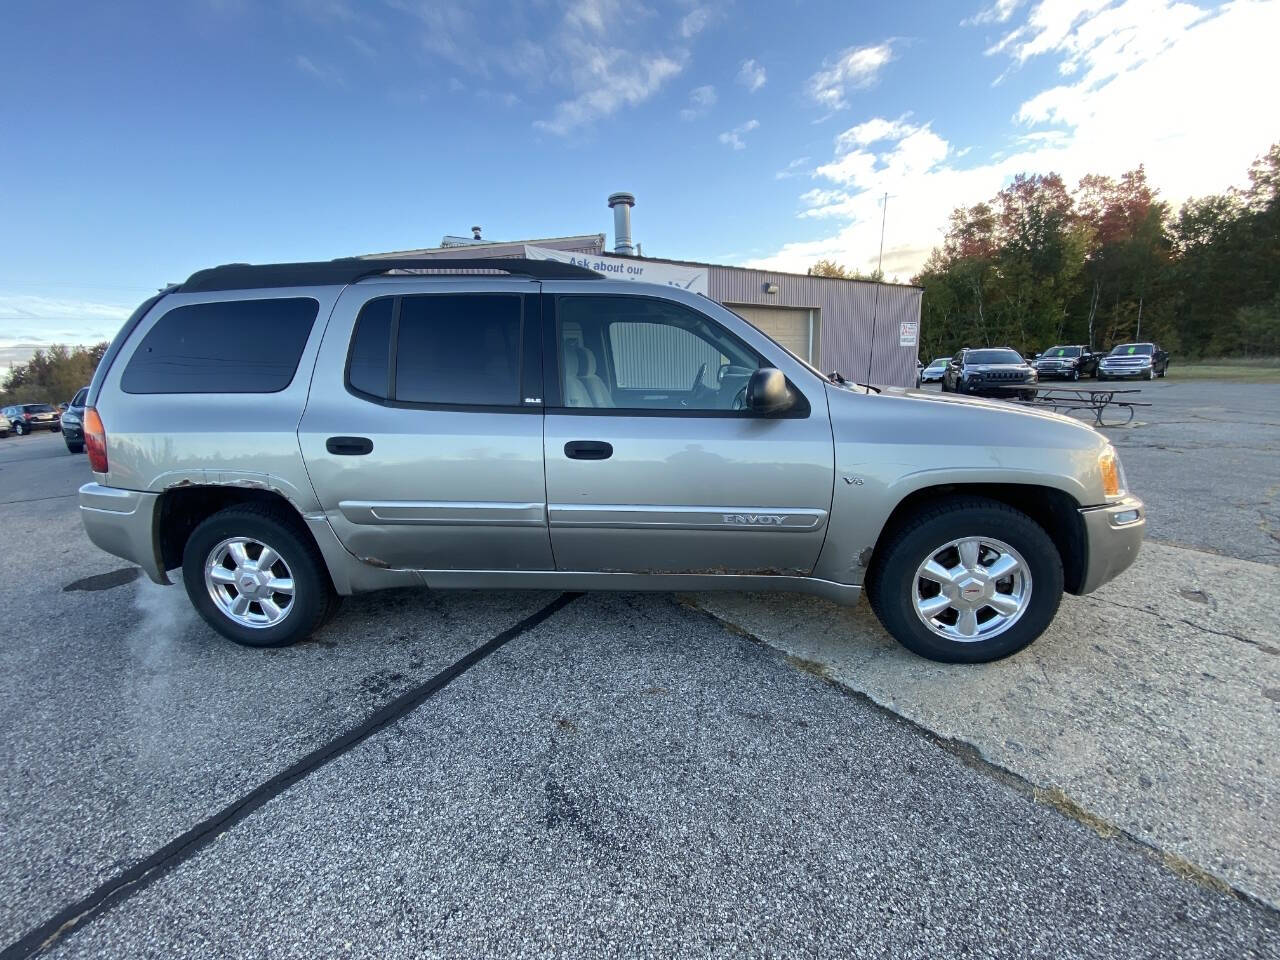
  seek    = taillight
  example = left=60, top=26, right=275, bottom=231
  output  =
left=84, top=407, right=108, bottom=473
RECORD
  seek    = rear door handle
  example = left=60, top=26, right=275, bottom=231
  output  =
left=326, top=436, right=373, bottom=456
left=564, top=440, right=613, bottom=461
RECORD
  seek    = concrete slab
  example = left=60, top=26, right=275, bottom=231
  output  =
left=689, top=540, right=1280, bottom=908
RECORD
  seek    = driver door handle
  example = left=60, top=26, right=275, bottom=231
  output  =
left=564, top=440, right=613, bottom=461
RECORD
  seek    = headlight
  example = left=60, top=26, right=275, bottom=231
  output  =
left=1098, top=445, right=1127, bottom=498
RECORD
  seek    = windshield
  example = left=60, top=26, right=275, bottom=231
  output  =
left=966, top=349, right=1023, bottom=365
left=25, top=403, right=56, bottom=413
left=926, top=358, right=948, bottom=368
left=1109, top=343, right=1154, bottom=356
left=1044, top=346, right=1081, bottom=358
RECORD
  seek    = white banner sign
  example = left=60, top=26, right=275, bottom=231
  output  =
left=899, top=321, right=918, bottom=347
left=524, top=245, right=709, bottom=295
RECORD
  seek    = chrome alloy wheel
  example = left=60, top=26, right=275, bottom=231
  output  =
left=912, top=537, right=1032, bottom=642
left=204, top=536, right=295, bottom=629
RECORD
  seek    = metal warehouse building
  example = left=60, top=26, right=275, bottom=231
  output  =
left=369, top=194, right=923, bottom=388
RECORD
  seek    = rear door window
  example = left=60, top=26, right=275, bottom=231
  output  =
left=121, top=297, right=319, bottom=393
left=345, top=293, right=524, bottom=408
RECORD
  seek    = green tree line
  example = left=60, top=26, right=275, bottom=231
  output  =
left=1, top=343, right=108, bottom=406
left=907, top=144, right=1280, bottom=362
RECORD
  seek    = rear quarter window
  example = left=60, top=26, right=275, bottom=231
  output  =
left=120, top=297, right=319, bottom=394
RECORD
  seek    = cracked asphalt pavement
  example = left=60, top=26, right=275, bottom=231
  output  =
left=2, top=379, right=1278, bottom=958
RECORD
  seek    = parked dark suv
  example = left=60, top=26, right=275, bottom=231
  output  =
left=1035, top=345, right=1099, bottom=380
left=1, top=403, right=61, bottom=435
left=942, top=348, right=1038, bottom=399
left=60, top=387, right=90, bottom=453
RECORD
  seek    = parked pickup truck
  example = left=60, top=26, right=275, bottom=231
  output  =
left=78, top=258, right=1144, bottom=663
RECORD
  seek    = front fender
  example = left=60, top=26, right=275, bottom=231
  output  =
left=812, top=384, right=1104, bottom=585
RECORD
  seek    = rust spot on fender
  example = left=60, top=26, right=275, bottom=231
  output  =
left=359, top=556, right=392, bottom=569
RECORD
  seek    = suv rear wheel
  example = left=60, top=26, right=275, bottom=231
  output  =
left=182, top=504, right=340, bottom=647
left=867, top=497, right=1064, bottom=663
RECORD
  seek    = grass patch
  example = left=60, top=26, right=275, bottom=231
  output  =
left=1171, top=357, right=1280, bottom=382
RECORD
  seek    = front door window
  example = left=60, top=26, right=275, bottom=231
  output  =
left=555, top=296, right=763, bottom=412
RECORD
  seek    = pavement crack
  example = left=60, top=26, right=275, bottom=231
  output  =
left=1081, top=594, right=1276, bottom=654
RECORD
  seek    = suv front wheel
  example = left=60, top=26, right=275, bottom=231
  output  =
left=182, top=504, right=340, bottom=647
left=867, top=497, right=1064, bottom=663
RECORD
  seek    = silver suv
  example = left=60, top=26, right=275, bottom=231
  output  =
left=78, top=258, right=1145, bottom=663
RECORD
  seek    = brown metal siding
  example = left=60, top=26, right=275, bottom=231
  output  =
left=710, top=267, right=922, bottom=387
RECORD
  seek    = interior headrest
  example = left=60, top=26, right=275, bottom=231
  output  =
left=563, top=347, right=580, bottom=377
left=575, top=346, right=597, bottom=376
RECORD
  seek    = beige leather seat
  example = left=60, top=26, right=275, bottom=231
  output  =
left=562, top=346, right=614, bottom=407
left=575, top=346, right=613, bottom=407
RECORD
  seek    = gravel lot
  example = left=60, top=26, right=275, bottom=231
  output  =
left=1, top=380, right=1277, bottom=958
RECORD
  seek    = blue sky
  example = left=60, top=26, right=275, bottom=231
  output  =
left=2, top=0, right=1277, bottom=361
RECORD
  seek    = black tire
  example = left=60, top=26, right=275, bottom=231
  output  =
left=182, top=503, right=340, bottom=648
left=866, top=496, right=1064, bottom=664
left=14, top=422, right=26, bottom=436
left=51, top=425, right=61, bottom=433
left=65, top=439, right=84, bottom=454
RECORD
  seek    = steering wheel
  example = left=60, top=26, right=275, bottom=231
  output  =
left=732, top=384, right=748, bottom=411
left=691, top=362, right=708, bottom=393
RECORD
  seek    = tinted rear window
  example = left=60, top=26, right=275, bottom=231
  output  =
left=393, top=294, right=521, bottom=406
left=346, top=297, right=394, bottom=399
left=121, top=297, right=319, bottom=394
left=26, top=404, right=55, bottom=412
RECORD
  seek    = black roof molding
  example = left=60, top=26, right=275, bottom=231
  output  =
left=178, top=257, right=601, bottom=292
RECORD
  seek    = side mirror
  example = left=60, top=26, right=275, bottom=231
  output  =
left=746, top=367, right=793, bottom=415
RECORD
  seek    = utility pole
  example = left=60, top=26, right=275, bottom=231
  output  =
left=864, top=192, right=889, bottom=386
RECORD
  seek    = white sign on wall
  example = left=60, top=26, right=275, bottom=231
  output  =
left=524, top=245, right=709, bottom=295
left=899, top=321, right=919, bottom=347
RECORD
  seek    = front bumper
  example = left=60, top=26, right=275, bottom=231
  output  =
left=1036, top=366, right=1078, bottom=379
left=1077, top=496, right=1145, bottom=593
left=78, top=483, right=169, bottom=584
left=1098, top=366, right=1150, bottom=379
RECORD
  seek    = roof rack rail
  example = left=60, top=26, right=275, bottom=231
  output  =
left=178, top=257, right=601, bottom=293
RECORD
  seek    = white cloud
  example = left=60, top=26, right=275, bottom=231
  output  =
left=807, top=42, right=894, bottom=110
left=0, top=294, right=133, bottom=363
left=536, top=43, right=684, bottom=134
left=293, top=54, right=343, bottom=85
left=532, top=0, right=691, bottom=134
left=775, top=156, right=811, bottom=180
left=964, top=0, right=1025, bottom=25
left=754, top=0, right=1280, bottom=279
left=680, top=84, right=717, bottom=121
left=679, top=6, right=713, bottom=38
left=718, top=119, right=759, bottom=150
left=389, top=0, right=688, bottom=134
left=833, top=115, right=917, bottom=152
left=737, top=58, right=766, bottom=92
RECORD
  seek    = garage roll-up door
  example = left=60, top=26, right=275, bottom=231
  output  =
left=726, top=304, right=817, bottom=365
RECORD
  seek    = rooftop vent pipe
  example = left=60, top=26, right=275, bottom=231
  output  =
left=471, top=225, right=483, bottom=240
left=608, top=192, right=635, bottom=255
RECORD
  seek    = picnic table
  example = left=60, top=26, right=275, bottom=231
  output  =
left=987, top=384, right=1151, bottom=426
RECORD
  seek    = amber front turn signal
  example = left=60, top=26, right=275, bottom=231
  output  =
left=1099, top=447, right=1122, bottom=498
